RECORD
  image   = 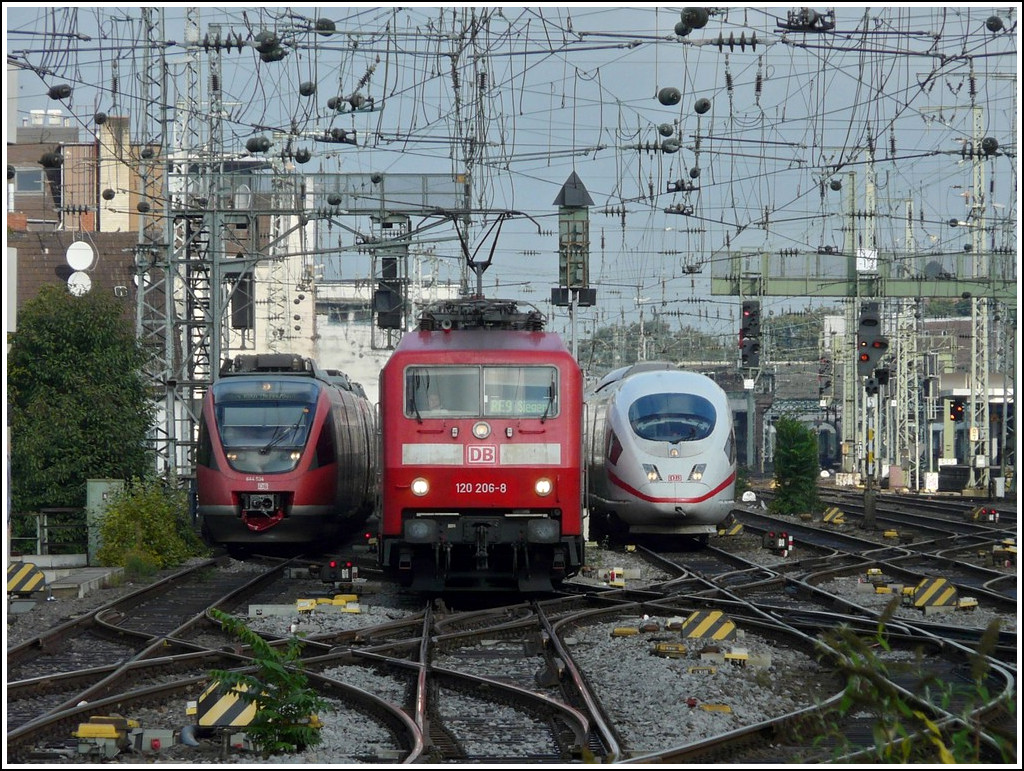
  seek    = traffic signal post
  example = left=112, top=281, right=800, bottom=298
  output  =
left=856, top=301, right=890, bottom=530
left=739, top=300, right=761, bottom=473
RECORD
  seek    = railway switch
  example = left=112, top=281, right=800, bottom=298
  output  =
left=651, top=642, right=688, bottom=658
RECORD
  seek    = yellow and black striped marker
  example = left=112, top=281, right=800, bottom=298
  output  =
left=678, top=610, right=737, bottom=641
left=196, top=683, right=257, bottom=728
left=717, top=521, right=743, bottom=536
left=911, top=577, right=958, bottom=608
left=822, top=506, right=845, bottom=525
left=7, top=562, right=48, bottom=596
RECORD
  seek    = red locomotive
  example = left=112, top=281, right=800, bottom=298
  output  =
left=195, top=353, right=378, bottom=557
left=377, top=298, right=585, bottom=592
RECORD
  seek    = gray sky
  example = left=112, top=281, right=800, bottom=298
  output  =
left=5, top=5, right=1019, bottom=343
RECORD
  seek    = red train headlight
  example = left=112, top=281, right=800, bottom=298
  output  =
left=411, top=477, right=430, bottom=496
left=472, top=421, right=491, bottom=439
left=534, top=478, right=552, bottom=496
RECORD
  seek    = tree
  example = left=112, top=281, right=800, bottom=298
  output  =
left=7, top=284, right=155, bottom=512
left=769, top=417, right=821, bottom=517
left=579, top=317, right=730, bottom=376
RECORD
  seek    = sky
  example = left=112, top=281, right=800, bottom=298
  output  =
left=5, top=5, right=1020, bottom=347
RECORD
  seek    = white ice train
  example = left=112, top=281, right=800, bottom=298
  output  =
left=584, top=362, right=736, bottom=545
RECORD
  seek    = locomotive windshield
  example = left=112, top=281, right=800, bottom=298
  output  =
left=406, top=365, right=558, bottom=418
left=628, top=392, right=716, bottom=442
left=212, top=379, right=319, bottom=450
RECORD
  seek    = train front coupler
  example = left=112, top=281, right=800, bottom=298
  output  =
left=240, top=493, right=285, bottom=532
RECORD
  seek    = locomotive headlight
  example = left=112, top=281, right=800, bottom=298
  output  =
left=410, top=477, right=430, bottom=496
left=688, top=463, right=706, bottom=482
left=534, top=478, right=553, bottom=496
left=643, top=463, right=662, bottom=482
left=226, top=452, right=239, bottom=461
left=289, top=451, right=301, bottom=461
left=472, top=421, right=491, bottom=439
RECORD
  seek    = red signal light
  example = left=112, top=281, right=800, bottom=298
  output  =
left=329, top=560, right=338, bottom=569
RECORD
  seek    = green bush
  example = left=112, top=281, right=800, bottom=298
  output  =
left=209, top=609, right=329, bottom=757
left=769, top=417, right=821, bottom=517
left=95, top=477, right=208, bottom=569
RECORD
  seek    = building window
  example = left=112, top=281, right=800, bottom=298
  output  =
left=15, top=169, right=44, bottom=193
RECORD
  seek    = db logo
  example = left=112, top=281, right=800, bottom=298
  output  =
left=467, top=445, right=496, bottom=464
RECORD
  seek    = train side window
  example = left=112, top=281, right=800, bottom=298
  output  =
left=196, top=414, right=213, bottom=468
left=314, top=412, right=336, bottom=469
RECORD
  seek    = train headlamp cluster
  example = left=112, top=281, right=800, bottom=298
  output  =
left=411, top=477, right=429, bottom=496
left=688, top=463, right=706, bottom=482
left=534, top=478, right=553, bottom=496
left=643, top=463, right=662, bottom=482
left=472, top=421, right=491, bottom=439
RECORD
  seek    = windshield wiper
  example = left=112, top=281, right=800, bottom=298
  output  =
left=539, top=377, right=555, bottom=423
left=260, top=409, right=308, bottom=454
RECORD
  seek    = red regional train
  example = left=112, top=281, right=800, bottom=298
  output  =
left=195, top=353, right=378, bottom=557
left=377, top=298, right=586, bottom=592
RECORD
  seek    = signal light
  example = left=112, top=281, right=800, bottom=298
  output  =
left=857, top=302, right=887, bottom=377
left=740, top=337, right=760, bottom=368
left=740, top=300, right=761, bottom=339
left=949, top=398, right=965, bottom=422
left=321, top=558, right=357, bottom=583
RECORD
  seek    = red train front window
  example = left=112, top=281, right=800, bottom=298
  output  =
left=211, top=379, right=320, bottom=472
left=405, top=365, right=558, bottom=418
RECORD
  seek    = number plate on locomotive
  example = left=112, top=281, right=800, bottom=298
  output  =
left=455, top=482, right=508, bottom=494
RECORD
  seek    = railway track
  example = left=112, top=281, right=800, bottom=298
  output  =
left=6, top=507, right=1017, bottom=765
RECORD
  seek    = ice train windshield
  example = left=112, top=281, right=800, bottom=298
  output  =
left=628, top=392, right=715, bottom=442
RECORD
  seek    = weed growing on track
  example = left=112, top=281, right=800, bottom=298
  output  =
left=810, top=599, right=1015, bottom=763
left=208, top=608, right=329, bottom=759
